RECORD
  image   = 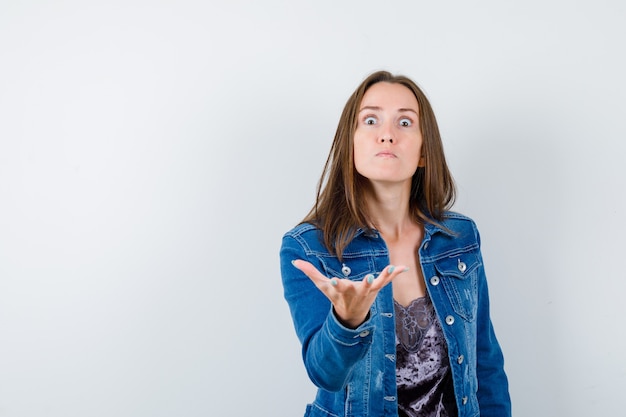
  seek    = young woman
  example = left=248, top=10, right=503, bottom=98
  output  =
left=280, top=71, right=511, bottom=417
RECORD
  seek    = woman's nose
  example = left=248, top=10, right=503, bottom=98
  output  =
left=378, top=122, right=394, bottom=143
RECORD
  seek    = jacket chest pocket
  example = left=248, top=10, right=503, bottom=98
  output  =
left=320, top=253, right=376, bottom=282
left=434, top=252, right=480, bottom=322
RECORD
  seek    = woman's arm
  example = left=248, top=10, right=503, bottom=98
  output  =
left=281, top=232, right=407, bottom=393
left=473, top=225, right=512, bottom=416
left=280, top=235, right=375, bottom=391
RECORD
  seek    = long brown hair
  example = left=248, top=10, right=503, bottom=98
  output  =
left=302, top=71, right=456, bottom=259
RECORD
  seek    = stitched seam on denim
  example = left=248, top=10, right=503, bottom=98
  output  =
left=421, top=243, right=480, bottom=263
left=441, top=273, right=478, bottom=321
left=432, top=254, right=482, bottom=280
left=310, top=402, right=341, bottom=417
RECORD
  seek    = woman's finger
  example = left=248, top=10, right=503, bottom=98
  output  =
left=292, top=259, right=338, bottom=291
left=366, top=264, right=408, bottom=289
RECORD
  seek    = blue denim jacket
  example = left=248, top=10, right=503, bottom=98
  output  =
left=280, top=212, right=511, bottom=417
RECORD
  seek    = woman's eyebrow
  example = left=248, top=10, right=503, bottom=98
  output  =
left=398, top=108, right=418, bottom=115
left=358, top=105, right=418, bottom=115
left=358, top=105, right=382, bottom=113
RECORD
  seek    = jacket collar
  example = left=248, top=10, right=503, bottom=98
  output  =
left=354, top=217, right=455, bottom=239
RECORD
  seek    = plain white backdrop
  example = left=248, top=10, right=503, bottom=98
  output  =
left=1, top=1, right=625, bottom=416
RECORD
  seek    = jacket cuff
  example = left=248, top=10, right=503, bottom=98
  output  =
left=324, top=307, right=375, bottom=346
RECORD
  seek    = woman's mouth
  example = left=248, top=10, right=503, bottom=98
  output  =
left=376, top=151, right=396, bottom=158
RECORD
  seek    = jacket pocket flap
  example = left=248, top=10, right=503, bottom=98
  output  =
left=434, top=251, right=481, bottom=279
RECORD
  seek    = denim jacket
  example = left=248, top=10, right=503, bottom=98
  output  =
left=280, top=212, right=511, bottom=417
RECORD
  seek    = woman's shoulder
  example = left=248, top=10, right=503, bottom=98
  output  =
left=283, top=222, right=319, bottom=238
left=281, top=222, right=332, bottom=256
left=441, top=211, right=478, bottom=229
left=419, top=212, right=483, bottom=261
left=428, top=211, right=481, bottom=244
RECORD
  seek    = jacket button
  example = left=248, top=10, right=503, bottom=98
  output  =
left=457, top=355, right=464, bottom=364
left=445, top=315, right=455, bottom=325
left=429, top=276, right=440, bottom=286
left=457, top=259, right=467, bottom=273
left=358, top=330, right=370, bottom=337
left=423, top=242, right=429, bottom=249
left=462, top=396, right=468, bottom=405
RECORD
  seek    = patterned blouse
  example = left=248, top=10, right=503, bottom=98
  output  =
left=394, top=295, right=458, bottom=417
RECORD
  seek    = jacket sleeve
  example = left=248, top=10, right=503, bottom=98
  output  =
left=280, top=233, right=374, bottom=392
left=473, top=226, right=512, bottom=416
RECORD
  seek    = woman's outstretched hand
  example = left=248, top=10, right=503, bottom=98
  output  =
left=291, top=260, right=408, bottom=329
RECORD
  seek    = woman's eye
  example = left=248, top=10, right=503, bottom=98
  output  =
left=399, top=118, right=412, bottom=127
left=364, top=116, right=377, bottom=125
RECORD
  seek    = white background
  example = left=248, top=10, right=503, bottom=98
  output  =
left=1, top=1, right=625, bottom=416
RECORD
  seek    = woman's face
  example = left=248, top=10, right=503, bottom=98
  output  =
left=353, top=82, right=424, bottom=187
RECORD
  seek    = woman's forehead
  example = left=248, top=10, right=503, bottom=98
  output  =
left=360, top=82, right=419, bottom=111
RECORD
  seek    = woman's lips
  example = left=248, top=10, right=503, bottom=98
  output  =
left=376, top=151, right=397, bottom=158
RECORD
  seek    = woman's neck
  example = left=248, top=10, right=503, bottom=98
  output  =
left=365, top=182, right=414, bottom=241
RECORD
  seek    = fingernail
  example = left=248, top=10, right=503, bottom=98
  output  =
left=291, top=260, right=298, bottom=267
left=330, top=278, right=338, bottom=286
left=388, top=265, right=395, bottom=274
left=366, top=274, right=374, bottom=284
left=402, top=267, right=410, bottom=272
